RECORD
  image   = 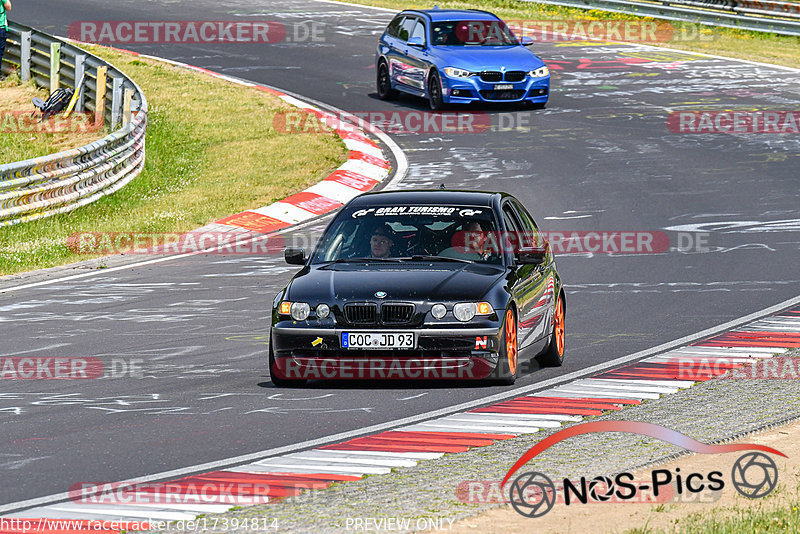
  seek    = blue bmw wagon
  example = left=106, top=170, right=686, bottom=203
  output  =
left=376, top=9, right=550, bottom=110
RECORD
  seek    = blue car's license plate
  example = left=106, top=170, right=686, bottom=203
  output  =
left=342, top=332, right=415, bottom=349
left=495, top=84, right=514, bottom=90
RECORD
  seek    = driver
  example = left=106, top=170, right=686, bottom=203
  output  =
left=370, top=224, right=396, bottom=258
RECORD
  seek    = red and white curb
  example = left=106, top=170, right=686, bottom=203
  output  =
left=4, top=306, right=799, bottom=532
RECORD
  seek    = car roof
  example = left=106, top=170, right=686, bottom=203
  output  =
left=401, top=9, right=501, bottom=22
left=348, top=189, right=503, bottom=208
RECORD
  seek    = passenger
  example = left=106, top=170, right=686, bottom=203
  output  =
left=439, top=221, right=487, bottom=261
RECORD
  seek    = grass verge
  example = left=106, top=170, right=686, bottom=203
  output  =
left=337, top=0, right=800, bottom=69
left=0, top=45, right=347, bottom=275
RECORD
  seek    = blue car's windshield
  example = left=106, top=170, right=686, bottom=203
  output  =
left=431, top=20, right=519, bottom=46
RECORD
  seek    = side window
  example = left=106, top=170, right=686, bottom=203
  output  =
left=385, top=16, right=404, bottom=38
left=502, top=204, right=523, bottom=255
left=410, top=20, right=426, bottom=44
left=512, top=201, right=540, bottom=249
left=398, top=17, right=417, bottom=42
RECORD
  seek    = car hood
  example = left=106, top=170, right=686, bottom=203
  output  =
left=432, top=46, right=545, bottom=72
left=287, top=263, right=505, bottom=303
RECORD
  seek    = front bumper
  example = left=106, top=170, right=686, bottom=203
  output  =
left=440, top=73, right=550, bottom=104
left=271, top=326, right=503, bottom=380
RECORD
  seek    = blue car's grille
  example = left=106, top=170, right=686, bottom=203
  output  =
left=479, top=71, right=527, bottom=83
left=479, top=71, right=503, bottom=82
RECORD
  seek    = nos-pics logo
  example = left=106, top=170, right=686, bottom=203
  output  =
left=503, top=421, right=783, bottom=518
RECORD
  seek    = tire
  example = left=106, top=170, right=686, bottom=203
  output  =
left=269, top=339, right=307, bottom=387
left=427, top=70, right=444, bottom=111
left=493, top=308, right=518, bottom=385
left=538, top=293, right=565, bottom=367
left=377, top=61, right=397, bottom=100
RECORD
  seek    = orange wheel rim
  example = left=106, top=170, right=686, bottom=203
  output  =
left=555, top=297, right=565, bottom=356
left=506, top=309, right=517, bottom=374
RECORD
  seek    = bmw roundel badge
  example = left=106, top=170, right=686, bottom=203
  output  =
left=375, top=291, right=387, bottom=299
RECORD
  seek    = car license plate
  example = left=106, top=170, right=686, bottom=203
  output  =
left=495, top=84, right=514, bottom=90
left=342, top=332, right=415, bottom=349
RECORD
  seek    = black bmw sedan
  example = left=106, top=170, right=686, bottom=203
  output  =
left=269, top=190, right=565, bottom=386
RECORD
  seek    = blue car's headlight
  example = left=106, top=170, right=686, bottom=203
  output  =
left=528, top=66, right=549, bottom=78
left=444, top=67, right=472, bottom=78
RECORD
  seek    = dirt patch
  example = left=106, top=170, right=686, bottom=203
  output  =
left=450, top=418, right=800, bottom=533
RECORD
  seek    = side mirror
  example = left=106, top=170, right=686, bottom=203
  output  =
left=515, top=241, right=550, bottom=265
left=520, top=36, right=534, bottom=46
left=284, top=247, right=307, bottom=265
left=407, top=36, right=425, bottom=48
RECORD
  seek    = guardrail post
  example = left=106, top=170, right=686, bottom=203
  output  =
left=49, top=42, right=60, bottom=93
left=74, top=55, right=86, bottom=111
left=111, top=76, right=123, bottom=129
left=123, top=88, right=133, bottom=126
left=95, top=65, right=107, bottom=126
left=20, top=31, right=31, bottom=82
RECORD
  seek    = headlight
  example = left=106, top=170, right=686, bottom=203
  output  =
left=529, top=66, right=549, bottom=78
left=444, top=67, right=472, bottom=78
left=316, top=303, right=330, bottom=319
left=453, top=302, right=494, bottom=322
left=280, top=302, right=309, bottom=321
left=431, top=303, right=447, bottom=319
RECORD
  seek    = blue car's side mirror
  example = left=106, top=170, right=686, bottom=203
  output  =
left=408, top=36, right=425, bottom=48
left=520, top=36, right=534, bottom=46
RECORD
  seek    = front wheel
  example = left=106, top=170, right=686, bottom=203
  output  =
left=493, top=308, right=518, bottom=385
left=538, top=294, right=565, bottom=367
left=269, top=339, right=307, bottom=387
left=428, top=71, right=444, bottom=111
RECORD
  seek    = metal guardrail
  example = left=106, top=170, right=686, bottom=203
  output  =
left=0, top=22, right=147, bottom=227
left=522, top=0, right=800, bottom=35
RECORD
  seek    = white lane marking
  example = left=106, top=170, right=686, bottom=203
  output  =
left=573, top=379, right=680, bottom=394
left=251, top=458, right=389, bottom=474
left=587, top=378, right=695, bottom=388
left=409, top=421, right=542, bottom=433
left=226, top=464, right=370, bottom=476
left=306, top=180, right=364, bottom=203
left=438, top=414, right=563, bottom=428
left=317, top=450, right=443, bottom=460
left=343, top=139, right=384, bottom=158
left=251, top=202, right=316, bottom=224
left=547, top=387, right=659, bottom=400
left=469, top=412, right=584, bottom=422
left=5, top=294, right=799, bottom=515
left=285, top=453, right=417, bottom=467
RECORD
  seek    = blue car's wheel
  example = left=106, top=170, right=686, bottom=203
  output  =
left=428, top=70, right=444, bottom=111
left=377, top=61, right=397, bottom=100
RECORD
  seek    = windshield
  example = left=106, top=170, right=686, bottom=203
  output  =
left=431, top=20, right=519, bottom=46
left=311, top=205, right=502, bottom=265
